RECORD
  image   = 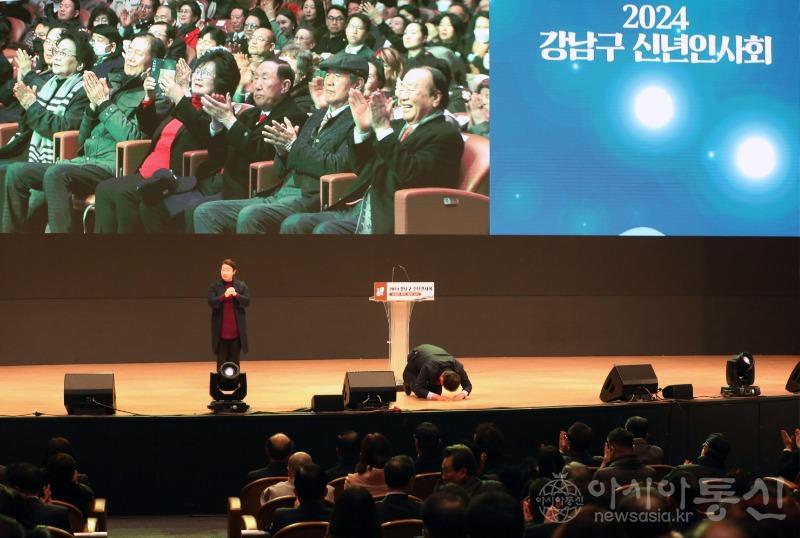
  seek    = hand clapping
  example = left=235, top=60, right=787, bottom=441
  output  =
left=15, top=49, right=33, bottom=81
left=224, top=287, right=237, bottom=298
left=262, top=117, right=299, bottom=155
left=83, top=71, right=110, bottom=109
left=13, top=82, right=37, bottom=109
left=201, top=93, right=236, bottom=126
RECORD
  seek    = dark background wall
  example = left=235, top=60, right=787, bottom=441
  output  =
left=0, top=235, right=797, bottom=365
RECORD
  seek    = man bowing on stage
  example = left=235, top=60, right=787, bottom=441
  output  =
left=403, top=344, right=472, bottom=401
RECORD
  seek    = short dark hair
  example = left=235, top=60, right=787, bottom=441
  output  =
left=624, top=416, right=649, bottom=438
left=473, top=422, right=504, bottom=461
left=441, top=369, right=460, bottom=392
left=247, top=8, right=270, bottom=29
left=398, top=5, right=421, bottom=21
left=0, top=19, right=9, bottom=50
left=199, top=25, right=227, bottom=46
left=336, top=430, right=360, bottom=461
left=422, top=491, right=467, bottom=538
left=6, top=463, right=44, bottom=496
left=58, top=29, right=95, bottom=72
left=356, top=433, right=393, bottom=473
left=366, top=57, right=386, bottom=88
left=266, top=433, right=294, bottom=460
left=271, top=59, right=296, bottom=91
left=158, top=5, right=177, bottom=22
left=220, top=258, right=237, bottom=271
left=443, top=444, right=476, bottom=476
left=566, top=422, right=593, bottom=453
left=143, top=33, right=167, bottom=60
left=150, top=21, right=176, bottom=41
left=347, top=13, right=371, bottom=32
left=384, top=455, right=415, bottom=488
left=294, top=464, right=327, bottom=502
left=407, top=20, right=427, bottom=39
left=198, top=48, right=241, bottom=95
left=326, top=5, right=347, bottom=21
left=45, top=437, right=75, bottom=460
left=414, top=422, right=441, bottom=452
left=46, top=452, right=77, bottom=485
left=177, top=0, right=202, bottom=22
left=328, top=487, right=381, bottom=538
left=606, top=427, right=634, bottom=449
left=467, top=492, right=524, bottom=538
left=88, top=6, right=119, bottom=28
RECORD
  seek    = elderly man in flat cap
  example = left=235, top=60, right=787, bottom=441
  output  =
left=194, top=54, right=366, bottom=233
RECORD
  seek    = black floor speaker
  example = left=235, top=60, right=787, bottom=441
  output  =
left=662, top=384, right=694, bottom=399
left=786, top=361, right=800, bottom=393
left=64, top=373, right=116, bottom=415
left=343, top=371, right=396, bottom=409
left=599, top=364, right=658, bottom=403
left=311, top=394, right=345, bottom=412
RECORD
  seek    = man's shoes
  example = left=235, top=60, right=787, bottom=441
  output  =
left=403, top=383, right=411, bottom=396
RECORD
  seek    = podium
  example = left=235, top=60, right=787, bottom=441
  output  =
left=371, top=282, right=435, bottom=384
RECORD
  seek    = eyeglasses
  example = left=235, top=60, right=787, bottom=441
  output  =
left=193, top=68, right=214, bottom=79
left=327, top=15, right=345, bottom=22
left=243, top=22, right=259, bottom=29
left=53, top=49, right=77, bottom=59
left=250, top=36, right=270, bottom=44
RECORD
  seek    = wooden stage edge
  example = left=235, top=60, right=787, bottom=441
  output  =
left=2, top=355, right=799, bottom=417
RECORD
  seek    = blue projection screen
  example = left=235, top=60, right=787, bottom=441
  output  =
left=491, top=1, right=800, bottom=236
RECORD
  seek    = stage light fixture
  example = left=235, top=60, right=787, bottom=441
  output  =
left=208, top=362, right=250, bottom=413
left=721, top=352, right=760, bottom=397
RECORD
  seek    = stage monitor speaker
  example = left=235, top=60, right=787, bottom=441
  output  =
left=599, top=364, right=658, bottom=403
left=312, top=394, right=345, bottom=412
left=343, top=371, right=396, bottom=409
left=662, top=384, right=694, bottom=399
left=786, top=361, right=800, bottom=393
left=64, top=373, right=116, bottom=415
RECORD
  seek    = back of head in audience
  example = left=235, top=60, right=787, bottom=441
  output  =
left=384, top=455, right=415, bottom=492
left=356, top=433, right=393, bottom=474
left=46, top=453, right=77, bottom=486
left=287, top=451, right=312, bottom=478
left=606, top=427, right=635, bottom=458
left=473, top=422, right=504, bottom=463
left=44, top=438, right=75, bottom=461
left=336, top=430, right=360, bottom=464
left=566, top=422, right=593, bottom=454
left=6, top=464, right=43, bottom=497
left=535, top=445, right=565, bottom=480
left=625, top=416, right=649, bottom=439
left=267, top=433, right=294, bottom=462
left=422, top=490, right=467, bottom=538
left=328, top=487, right=381, bottom=538
left=467, top=491, right=524, bottom=538
left=414, top=422, right=442, bottom=455
left=618, top=487, right=671, bottom=538
left=702, top=433, right=731, bottom=465
left=293, top=464, right=327, bottom=503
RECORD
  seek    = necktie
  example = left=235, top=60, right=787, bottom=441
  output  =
left=317, top=108, right=334, bottom=134
left=399, top=124, right=415, bottom=143
left=258, top=111, right=268, bottom=124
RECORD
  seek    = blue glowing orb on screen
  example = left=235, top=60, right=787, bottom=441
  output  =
left=491, top=1, right=800, bottom=236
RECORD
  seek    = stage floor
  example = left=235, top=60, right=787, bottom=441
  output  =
left=3, top=355, right=798, bottom=416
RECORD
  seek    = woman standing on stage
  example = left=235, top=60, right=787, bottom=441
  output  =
left=208, top=259, right=250, bottom=369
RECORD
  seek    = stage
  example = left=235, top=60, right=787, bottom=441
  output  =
left=1, top=355, right=798, bottom=515
left=3, top=355, right=799, bottom=415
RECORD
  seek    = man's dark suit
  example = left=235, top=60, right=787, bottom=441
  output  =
left=246, top=461, right=288, bottom=483
left=267, top=500, right=333, bottom=533
left=208, top=278, right=250, bottom=353
left=21, top=496, right=71, bottom=533
left=220, top=96, right=307, bottom=200
left=592, top=455, right=656, bottom=489
left=663, top=456, right=726, bottom=483
left=51, top=481, right=94, bottom=518
left=403, top=344, right=472, bottom=398
left=415, top=451, right=443, bottom=474
left=316, top=33, right=347, bottom=56
left=376, top=493, right=421, bottom=523
left=333, top=113, right=463, bottom=234
left=779, top=449, right=799, bottom=481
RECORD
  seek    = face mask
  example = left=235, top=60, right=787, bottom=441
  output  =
left=474, top=28, right=489, bottom=44
left=92, top=42, right=111, bottom=60
left=436, top=0, right=451, bottom=11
